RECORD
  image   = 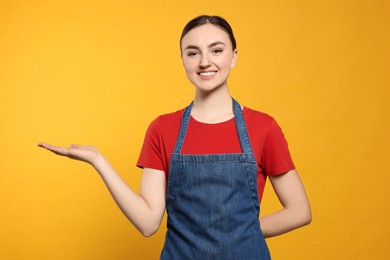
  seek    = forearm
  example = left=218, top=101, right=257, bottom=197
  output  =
left=38, top=142, right=164, bottom=236
left=260, top=207, right=311, bottom=238
left=260, top=170, right=312, bottom=238
left=91, top=155, right=162, bottom=236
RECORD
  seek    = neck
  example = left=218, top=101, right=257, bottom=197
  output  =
left=192, top=86, right=234, bottom=123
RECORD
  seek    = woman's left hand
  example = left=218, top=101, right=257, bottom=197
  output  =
left=260, top=169, right=312, bottom=237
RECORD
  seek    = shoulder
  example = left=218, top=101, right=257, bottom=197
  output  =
left=147, top=108, right=185, bottom=135
left=242, top=106, right=288, bottom=143
left=151, top=109, right=184, bottom=126
left=243, top=107, right=278, bottom=129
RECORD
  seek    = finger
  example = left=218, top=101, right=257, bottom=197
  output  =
left=38, top=142, right=48, bottom=148
left=39, top=143, right=70, bottom=156
left=38, top=142, right=58, bottom=150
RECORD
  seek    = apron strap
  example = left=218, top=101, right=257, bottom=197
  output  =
left=232, top=98, right=254, bottom=155
left=172, top=101, right=193, bottom=154
left=172, top=98, right=254, bottom=156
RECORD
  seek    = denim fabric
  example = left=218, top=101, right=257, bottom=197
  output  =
left=161, top=99, right=270, bottom=260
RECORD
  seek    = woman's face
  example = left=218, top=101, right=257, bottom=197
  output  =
left=180, top=24, right=237, bottom=93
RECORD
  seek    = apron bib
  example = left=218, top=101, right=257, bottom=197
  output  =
left=161, top=99, right=270, bottom=260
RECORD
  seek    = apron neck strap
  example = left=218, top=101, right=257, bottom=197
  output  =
left=173, top=98, right=254, bottom=155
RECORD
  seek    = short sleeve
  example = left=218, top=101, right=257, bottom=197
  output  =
left=261, top=119, right=295, bottom=176
left=136, top=117, right=165, bottom=171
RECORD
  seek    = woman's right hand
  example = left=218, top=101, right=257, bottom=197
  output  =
left=38, top=141, right=166, bottom=236
left=38, top=142, right=101, bottom=165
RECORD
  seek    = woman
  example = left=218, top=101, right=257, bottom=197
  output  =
left=39, top=15, right=311, bottom=259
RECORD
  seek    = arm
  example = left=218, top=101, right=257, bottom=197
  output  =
left=38, top=142, right=166, bottom=237
left=260, top=169, right=311, bottom=238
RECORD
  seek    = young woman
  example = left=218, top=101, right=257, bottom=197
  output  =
left=39, top=15, right=311, bottom=259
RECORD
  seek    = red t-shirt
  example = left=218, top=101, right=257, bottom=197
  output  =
left=137, top=107, right=295, bottom=201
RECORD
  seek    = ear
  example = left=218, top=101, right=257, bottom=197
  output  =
left=230, top=49, right=238, bottom=68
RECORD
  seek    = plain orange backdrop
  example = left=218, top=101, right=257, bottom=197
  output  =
left=1, top=1, right=389, bottom=259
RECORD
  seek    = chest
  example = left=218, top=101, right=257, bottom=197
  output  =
left=181, top=117, right=242, bottom=154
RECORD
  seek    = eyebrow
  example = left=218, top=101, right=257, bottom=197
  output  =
left=184, top=41, right=226, bottom=51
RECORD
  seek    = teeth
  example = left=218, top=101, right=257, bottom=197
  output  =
left=199, top=71, right=216, bottom=76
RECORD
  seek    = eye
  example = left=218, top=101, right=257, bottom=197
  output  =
left=186, top=51, right=199, bottom=57
left=212, top=48, right=223, bottom=55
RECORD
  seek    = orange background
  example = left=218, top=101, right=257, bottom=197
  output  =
left=1, top=0, right=389, bottom=259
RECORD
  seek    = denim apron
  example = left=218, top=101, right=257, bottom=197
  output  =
left=161, top=99, right=270, bottom=260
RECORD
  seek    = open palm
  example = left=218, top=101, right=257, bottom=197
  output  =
left=38, top=142, right=100, bottom=164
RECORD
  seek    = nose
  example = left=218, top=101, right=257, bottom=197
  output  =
left=199, top=54, right=210, bottom=68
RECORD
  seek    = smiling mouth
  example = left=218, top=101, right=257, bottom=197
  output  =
left=198, top=71, right=217, bottom=76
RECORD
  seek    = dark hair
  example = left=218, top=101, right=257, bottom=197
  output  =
left=180, top=15, right=237, bottom=51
